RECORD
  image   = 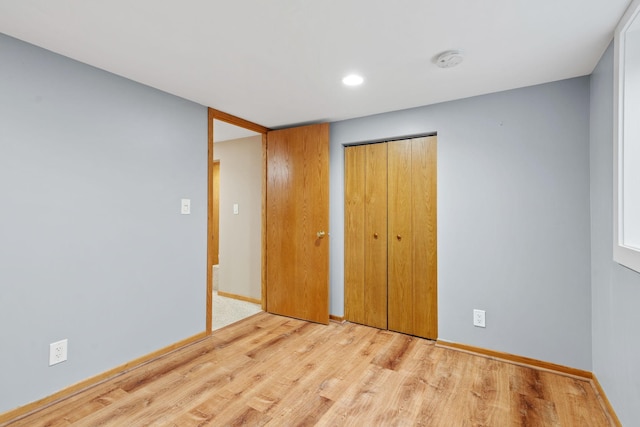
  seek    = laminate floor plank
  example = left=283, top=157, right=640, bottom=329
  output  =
left=3, top=313, right=615, bottom=427
left=57, top=388, right=131, bottom=425
left=431, top=347, right=478, bottom=426
left=7, top=386, right=130, bottom=427
left=260, top=324, right=374, bottom=425
left=83, top=315, right=293, bottom=427
left=317, top=364, right=396, bottom=426
left=316, top=327, right=396, bottom=402
left=168, top=323, right=305, bottom=424
left=542, top=371, right=611, bottom=427
left=231, top=322, right=341, bottom=424
left=380, top=340, right=441, bottom=426
left=176, top=318, right=331, bottom=425
left=113, top=356, right=257, bottom=427
left=468, top=357, right=510, bottom=426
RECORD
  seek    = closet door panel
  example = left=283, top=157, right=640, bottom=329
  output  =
left=344, top=146, right=366, bottom=324
left=364, top=143, right=388, bottom=329
left=387, top=139, right=413, bottom=335
left=412, top=136, right=438, bottom=339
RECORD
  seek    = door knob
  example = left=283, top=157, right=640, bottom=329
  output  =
left=317, top=231, right=326, bottom=238
left=397, top=235, right=402, bottom=241
left=373, top=233, right=378, bottom=239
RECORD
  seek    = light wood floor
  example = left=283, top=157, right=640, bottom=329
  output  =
left=4, top=312, right=614, bottom=426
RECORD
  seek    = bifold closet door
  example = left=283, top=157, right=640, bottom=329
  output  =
left=388, top=136, right=437, bottom=339
left=344, top=143, right=387, bottom=329
left=345, top=146, right=365, bottom=324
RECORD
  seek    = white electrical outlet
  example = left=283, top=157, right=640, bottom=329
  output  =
left=49, top=339, right=68, bottom=366
left=473, top=309, right=486, bottom=328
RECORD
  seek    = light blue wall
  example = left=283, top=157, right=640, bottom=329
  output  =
left=590, top=42, right=640, bottom=425
left=330, top=77, right=592, bottom=370
left=4, top=26, right=631, bottom=420
left=0, top=34, right=207, bottom=413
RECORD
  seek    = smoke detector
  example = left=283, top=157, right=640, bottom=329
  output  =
left=435, top=50, right=464, bottom=68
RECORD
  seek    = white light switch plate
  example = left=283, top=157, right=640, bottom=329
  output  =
left=181, top=199, right=191, bottom=215
left=233, top=203, right=239, bottom=215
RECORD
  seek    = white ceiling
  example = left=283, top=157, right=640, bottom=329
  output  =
left=0, top=1, right=632, bottom=129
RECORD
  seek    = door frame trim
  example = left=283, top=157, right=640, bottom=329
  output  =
left=206, top=108, right=269, bottom=333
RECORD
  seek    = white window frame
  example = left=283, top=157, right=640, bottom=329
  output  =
left=614, top=0, right=640, bottom=273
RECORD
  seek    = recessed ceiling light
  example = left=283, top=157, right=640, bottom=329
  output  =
left=342, top=74, right=364, bottom=86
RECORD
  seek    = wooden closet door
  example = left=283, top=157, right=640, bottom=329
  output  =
left=387, top=140, right=413, bottom=334
left=388, top=136, right=437, bottom=339
left=344, top=143, right=387, bottom=329
left=344, top=146, right=366, bottom=324
left=364, top=143, right=387, bottom=329
left=411, top=136, right=437, bottom=339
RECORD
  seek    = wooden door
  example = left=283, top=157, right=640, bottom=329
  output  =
left=388, top=136, right=437, bottom=339
left=388, top=139, right=413, bottom=334
left=412, top=136, right=437, bottom=338
left=344, top=143, right=387, bottom=329
left=265, top=123, right=330, bottom=324
left=344, top=146, right=366, bottom=324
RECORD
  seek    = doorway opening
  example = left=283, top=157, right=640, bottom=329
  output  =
left=207, top=110, right=269, bottom=332
left=206, top=110, right=330, bottom=330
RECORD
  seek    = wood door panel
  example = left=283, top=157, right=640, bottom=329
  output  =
left=411, top=136, right=438, bottom=339
left=266, top=123, right=329, bottom=324
left=344, top=146, right=366, bottom=324
left=364, top=143, right=388, bottom=329
left=387, top=139, right=413, bottom=335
